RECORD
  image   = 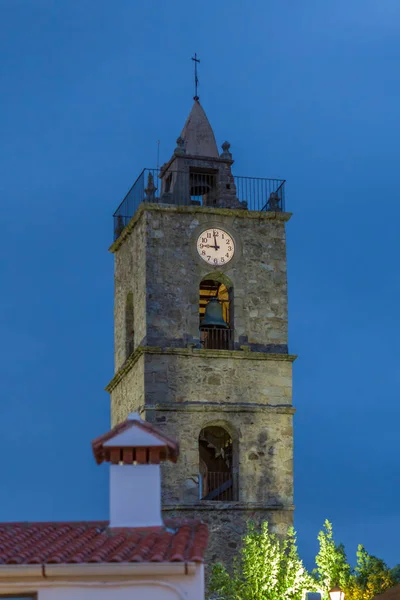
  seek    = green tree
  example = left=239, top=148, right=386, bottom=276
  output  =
left=345, top=545, right=395, bottom=600
left=209, top=520, right=397, bottom=600
left=209, top=522, right=315, bottom=600
left=313, top=520, right=395, bottom=600
left=313, top=520, right=352, bottom=597
left=390, top=564, right=400, bottom=583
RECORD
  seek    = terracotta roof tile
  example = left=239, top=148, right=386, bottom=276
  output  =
left=0, top=520, right=207, bottom=565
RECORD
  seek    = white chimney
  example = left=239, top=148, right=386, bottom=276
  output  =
left=92, top=413, right=179, bottom=529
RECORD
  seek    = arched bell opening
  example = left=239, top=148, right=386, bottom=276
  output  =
left=199, top=276, right=233, bottom=350
left=189, top=168, right=217, bottom=205
left=199, top=425, right=237, bottom=501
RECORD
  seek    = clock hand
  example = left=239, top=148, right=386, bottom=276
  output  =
left=212, top=232, right=220, bottom=250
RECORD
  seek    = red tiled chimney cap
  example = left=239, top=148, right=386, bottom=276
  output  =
left=92, top=414, right=179, bottom=465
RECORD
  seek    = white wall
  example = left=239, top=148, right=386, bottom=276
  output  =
left=0, top=567, right=205, bottom=600
left=109, top=463, right=163, bottom=528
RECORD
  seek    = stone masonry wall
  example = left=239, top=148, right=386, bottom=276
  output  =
left=110, top=352, right=145, bottom=424
left=113, top=213, right=147, bottom=372
left=143, top=350, right=293, bottom=406
left=108, top=350, right=294, bottom=508
left=163, top=505, right=293, bottom=568
left=143, top=206, right=289, bottom=350
left=110, top=350, right=293, bottom=422
left=145, top=402, right=294, bottom=507
left=109, top=204, right=294, bottom=573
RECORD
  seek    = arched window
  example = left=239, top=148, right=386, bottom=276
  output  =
left=199, top=276, right=233, bottom=350
left=199, top=426, right=237, bottom=501
left=125, top=292, right=134, bottom=358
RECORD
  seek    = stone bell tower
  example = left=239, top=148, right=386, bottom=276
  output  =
left=106, top=99, right=295, bottom=566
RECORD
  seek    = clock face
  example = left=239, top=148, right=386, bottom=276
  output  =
left=196, top=228, right=235, bottom=266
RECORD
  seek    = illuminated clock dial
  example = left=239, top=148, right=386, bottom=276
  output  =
left=196, top=228, right=235, bottom=266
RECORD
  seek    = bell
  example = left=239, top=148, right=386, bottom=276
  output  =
left=190, top=173, right=214, bottom=197
left=190, top=180, right=211, bottom=196
left=200, top=298, right=229, bottom=329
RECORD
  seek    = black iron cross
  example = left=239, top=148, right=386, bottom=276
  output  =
left=191, top=53, right=200, bottom=100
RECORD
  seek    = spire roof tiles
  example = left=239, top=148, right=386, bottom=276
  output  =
left=180, top=100, right=219, bottom=158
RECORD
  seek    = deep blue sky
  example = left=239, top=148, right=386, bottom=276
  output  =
left=1, top=0, right=399, bottom=569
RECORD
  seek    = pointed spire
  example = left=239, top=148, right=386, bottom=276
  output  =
left=180, top=100, right=219, bottom=158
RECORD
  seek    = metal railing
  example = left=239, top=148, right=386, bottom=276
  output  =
left=200, top=471, right=237, bottom=501
left=200, top=327, right=234, bottom=350
left=113, top=168, right=286, bottom=240
left=235, top=175, right=285, bottom=212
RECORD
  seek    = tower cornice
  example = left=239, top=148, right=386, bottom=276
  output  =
left=139, top=402, right=296, bottom=415
left=105, top=345, right=297, bottom=393
left=163, top=502, right=295, bottom=512
left=109, top=203, right=292, bottom=254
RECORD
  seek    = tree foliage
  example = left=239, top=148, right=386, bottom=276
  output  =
left=345, top=545, right=395, bottom=600
left=390, top=564, right=400, bottom=583
left=208, top=521, right=315, bottom=600
left=313, top=519, right=352, bottom=597
left=208, top=519, right=397, bottom=600
left=313, top=521, right=395, bottom=600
